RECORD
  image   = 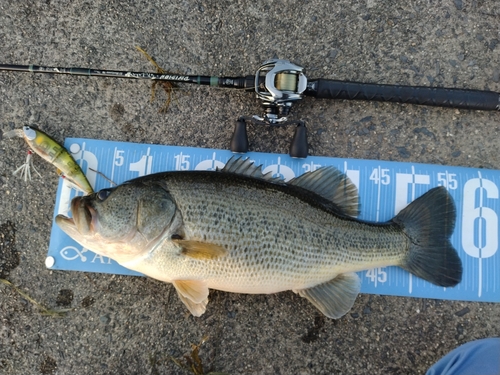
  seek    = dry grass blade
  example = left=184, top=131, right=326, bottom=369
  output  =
left=169, top=336, right=228, bottom=375
left=0, top=278, right=71, bottom=317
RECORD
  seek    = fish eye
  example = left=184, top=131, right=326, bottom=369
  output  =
left=97, top=189, right=112, bottom=201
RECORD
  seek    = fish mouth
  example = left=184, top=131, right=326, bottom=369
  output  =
left=55, top=197, right=96, bottom=236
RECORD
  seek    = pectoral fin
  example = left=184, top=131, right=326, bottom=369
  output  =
left=294, top=272, right=361, bottom=319
left=173, top=280, right=210, bottom=317
left=174, top=240, right=227, bottom=260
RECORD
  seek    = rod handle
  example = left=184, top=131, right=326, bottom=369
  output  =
left=306, top=79, right=500, bottom=111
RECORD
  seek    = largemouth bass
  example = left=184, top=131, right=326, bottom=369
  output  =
left=56, top=157, right=462, bottom=319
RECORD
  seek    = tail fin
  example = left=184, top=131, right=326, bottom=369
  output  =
left=393, top=186, right=462, bottom=287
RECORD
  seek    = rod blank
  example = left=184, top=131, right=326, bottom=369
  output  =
left=0, top=63, right=254, bottom=89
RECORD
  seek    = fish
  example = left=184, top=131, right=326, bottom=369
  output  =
left=55, top=157, right=462, bottom=319
left=4, top=125, right=93, bottom=194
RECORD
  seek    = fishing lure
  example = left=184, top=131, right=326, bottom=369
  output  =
left=4, top=125, right=94, bottom=195
left=11, top=149, right=42, bottom=181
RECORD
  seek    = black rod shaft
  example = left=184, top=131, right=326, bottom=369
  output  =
left=306, top=79, right=500, bottom=111
left=0, top=63, right=254, bottom=89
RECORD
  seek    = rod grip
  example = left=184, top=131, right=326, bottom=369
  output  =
left=306, top=79, right=500, bottom=111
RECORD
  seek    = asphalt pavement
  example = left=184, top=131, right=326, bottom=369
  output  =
left=1, top=1, right=499, bottom=374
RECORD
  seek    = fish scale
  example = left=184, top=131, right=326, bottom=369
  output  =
left=144, top=172, right=409, bottom=293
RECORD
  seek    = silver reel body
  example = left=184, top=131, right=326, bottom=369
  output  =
left=253, top=59, right=307, bottom=124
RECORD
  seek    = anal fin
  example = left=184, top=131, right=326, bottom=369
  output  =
left=173, top=280, right=209, bottom=317
left=294, top=272, right=361, bottom=319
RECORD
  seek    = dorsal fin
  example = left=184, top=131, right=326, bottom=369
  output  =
left=221, top=157, right=359, bottom=217
left=289, top=167, right=359, bottom=218
left=220, top=156, right=285, bottom=184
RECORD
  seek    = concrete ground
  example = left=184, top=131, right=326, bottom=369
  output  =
left=1, top=1, right=499, bottom=374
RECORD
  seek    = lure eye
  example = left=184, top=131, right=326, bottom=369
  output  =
left=97, top=189, right=112, bottom=201
left=22, top=125, right=37, bottom=141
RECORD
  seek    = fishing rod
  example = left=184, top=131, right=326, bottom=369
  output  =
left=2, top=59, right=499, bottom=158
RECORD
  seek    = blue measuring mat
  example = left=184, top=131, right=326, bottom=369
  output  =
left=47, top=138, right=500, bottom=303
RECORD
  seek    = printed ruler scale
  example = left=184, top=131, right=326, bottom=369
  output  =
left=48, top=138, right=500, bottom=303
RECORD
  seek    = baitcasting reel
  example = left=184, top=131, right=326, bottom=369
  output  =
left=230, top=59, right=310, bottom=158
left=253, top=59, right=307, bottom=124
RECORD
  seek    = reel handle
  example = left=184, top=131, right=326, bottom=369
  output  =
left=230, top=118, right=308, bottom=158
left=230, top=118, right=249, bottom=154
left=289, top=122, right=308, bottom=158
